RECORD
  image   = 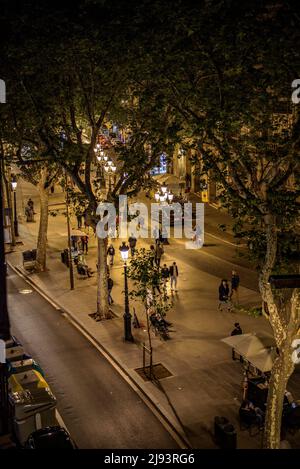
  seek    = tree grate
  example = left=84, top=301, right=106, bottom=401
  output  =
left=135, top=363, right=172, bottom=381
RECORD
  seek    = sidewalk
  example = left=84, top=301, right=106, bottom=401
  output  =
left=6, top=179, right=296, bottom=449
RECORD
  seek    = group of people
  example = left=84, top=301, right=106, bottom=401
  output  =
left=161, top=262, right=179, bottom=292
left=218, top=270, right=240, bottom=311
left=71, top=235, right=89, bottom=254
left=76, top=210, right=89, bottom=230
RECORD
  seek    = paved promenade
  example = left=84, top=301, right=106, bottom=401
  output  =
left=6, top=178, right=300, bottom=448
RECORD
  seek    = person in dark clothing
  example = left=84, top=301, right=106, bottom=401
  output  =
left=107, top=277, right=114, bottom=305
left=81, top=235, right=88, bottom=254
left=150, top=245, right=156, bottom=266
left=155, top=243, right=164, bottom=267
left=231, top=322, right=242, bottom=336
left=77, top=213, right=83, bottom=229
left=218, top=279, right=231, bottom=311
left=107, top=244, right=115, bottom=266
left=25, top=204, right=34, bottom=222
left=128, top=233, right=137, bottom=256
left=230, top=270, right=240, bottom=304
left=161, top=264, right=170, bottom=285
left=169, top=262, right=179, bottom=291
left=239, top=400, right=264, bottom=427
left=27, top=198, right=34, bottom=211
left=231, top=322, right=243, bottom=360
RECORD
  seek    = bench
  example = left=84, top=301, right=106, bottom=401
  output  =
left=22, top=250, right=37, bottom=270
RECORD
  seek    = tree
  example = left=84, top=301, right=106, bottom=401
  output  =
left=0, top=0, right=176, bottom=319
left=127, top=247, right=172, bottom=370
left=138, top=0, right=300, bottom=448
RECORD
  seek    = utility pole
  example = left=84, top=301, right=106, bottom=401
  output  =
left=0, top=163, right=10, bottom=435
left=65, top=172, right=74, bottom=290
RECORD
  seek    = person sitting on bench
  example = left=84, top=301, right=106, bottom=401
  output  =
left=77, top=252, right=92, bottom=277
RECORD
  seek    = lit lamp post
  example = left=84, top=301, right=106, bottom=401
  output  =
left=154, top=184, right=173, bottom=245
left=119, top=242, right=133, bottom=342
left=154, top=184, right=174, bottom=204
left=11, top=175, right=19, bottom=237
left=104, top=159, right=117, bottom=192
left=94, top=143, right=108, bottom=187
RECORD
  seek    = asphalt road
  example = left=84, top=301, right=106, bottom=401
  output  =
left=7, top=267, right=178, bottom=449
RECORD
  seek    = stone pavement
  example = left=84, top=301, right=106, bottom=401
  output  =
left=6, top=178, right=300, bottom=449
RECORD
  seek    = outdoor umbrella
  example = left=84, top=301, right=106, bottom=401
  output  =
left=70, top=229, right=87, bottom=237
left=245, top=347, right=278, bottom=373
left=221, top=332, right=276, bottom=357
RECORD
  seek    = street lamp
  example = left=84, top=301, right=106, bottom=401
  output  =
left=11, top=175, right=19, bottom=237
left=167, top=192, right=174, bottom=202
left=94, top=144, right=108, bottom=187
left=161, top=184, right=167, bottom=194
left=154, top=184, right=173, bottom=205
left=104, top=160, right=117, bottom=192
left=119, top=242, right=133, bottom=342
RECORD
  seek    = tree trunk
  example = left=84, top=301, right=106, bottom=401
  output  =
left=36, top=185, right=49, bottom=271
left=263, top=349, right=294, bottom=448
left=96, top=237, right=110, bottom=319
left=259, top=215, right=298, bottom=448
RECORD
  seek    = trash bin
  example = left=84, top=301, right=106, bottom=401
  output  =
left=7, top=357, right=45, bottom=378
left=5, top=345, right=25, bottom=362
left=214, top=416, right=237, bottom=449
left=61, top=251, right=65, bottom=264
left=64, top=249, right=69, bottom=267
left=8, top=370, right=57, bottom=445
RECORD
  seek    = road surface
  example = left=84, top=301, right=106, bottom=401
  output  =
left=7, top=267, right=179, bottom=449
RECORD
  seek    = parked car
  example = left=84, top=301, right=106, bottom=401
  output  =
left=24, top=426, right=76, bottom=449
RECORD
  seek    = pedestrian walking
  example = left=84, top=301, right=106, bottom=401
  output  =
left=230, top=322, right=243, bottom=360
left=161, top=264, right=170, bottom=289
left=76, top=211, right=83, bottom=229
left=230, top=270, right=240, bottom=304
left=107, top=276, right=114, bottom=305
left=83, top=209, right=89, bottom=230
left=192, top=224, right=202, bottom=247
left=128, top=233, right=137, bottom=256
left=107, top=244, right=115, bottom=266
left=27, top=198, right=34, bottom=212
left=169, top=262, right=179, bottom=291
left=153, top=226, right=160, bottom=244
left=218, top=279, right=231, bottom=311
left=155, top=242, right=164, bottom=267
left=25, top=204, right=34, bottom=222
left=81, top=235, right=89, bottom=254
left=150, top=245, right=156, bottom=266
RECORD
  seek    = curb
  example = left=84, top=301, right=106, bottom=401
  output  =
left=7, top=260, right=192, bottom=450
